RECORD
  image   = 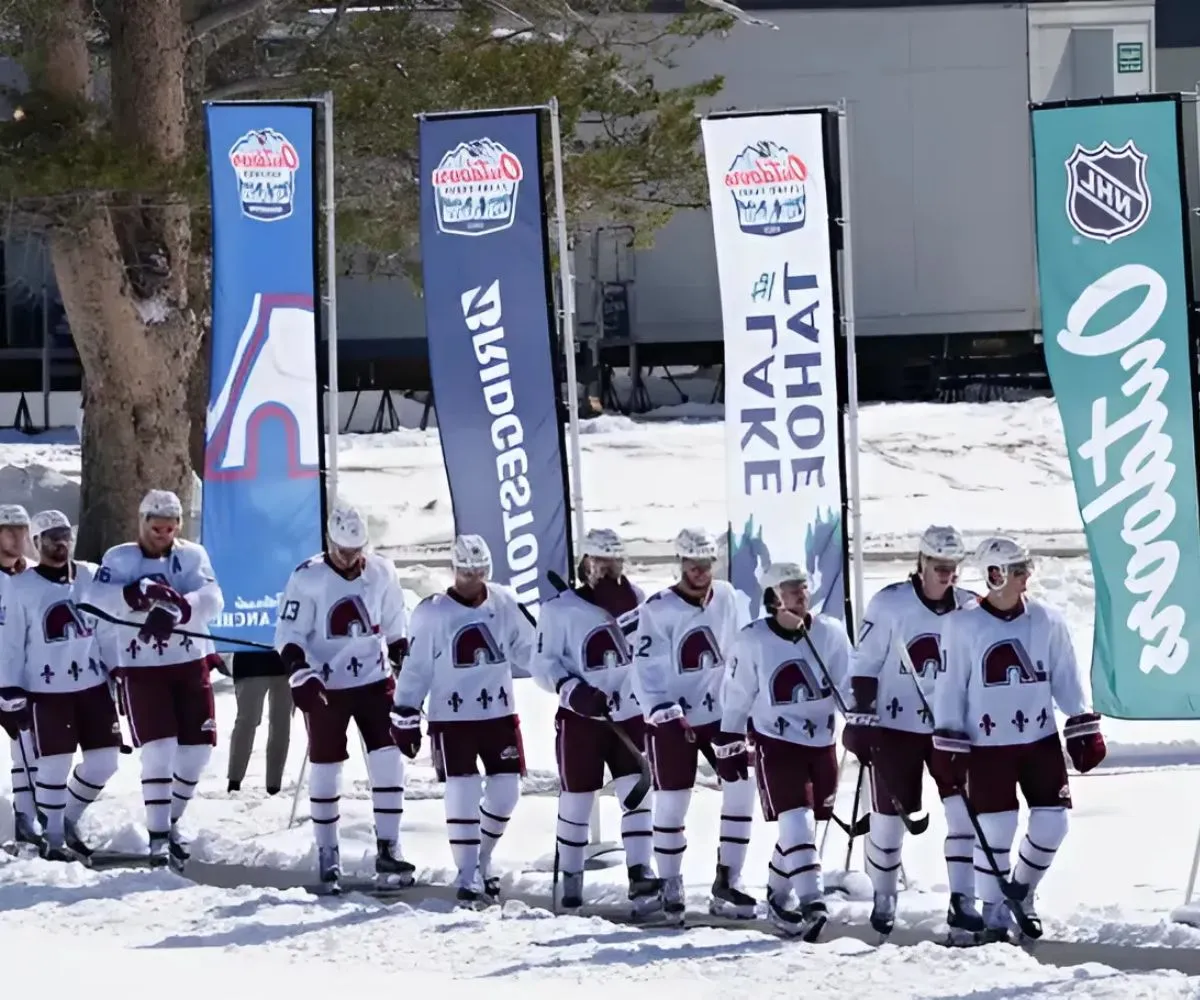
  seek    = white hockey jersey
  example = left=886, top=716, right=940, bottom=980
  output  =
left=275, top=552, right=409, bottom=691
left=532, top=584, right=645, bottom=722
left=632, top=580, right=744, bottom=727
left=851, top=576, right=977, bottom=735
left=721, top=614, right=852, bottom=746
left=396, top=584, right=535, bottom=723
left=0, top=563, right=109, bottom=694
left=90, top=540, right=224, bottom=670
left=933, top=597, right=1090, bottom=748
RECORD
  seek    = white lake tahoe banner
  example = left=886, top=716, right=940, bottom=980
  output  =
left=700, top=110, right=850, bottom=623
left=1030, top=95, right=1200, bottom=719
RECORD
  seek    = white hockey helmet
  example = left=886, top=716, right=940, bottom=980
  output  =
left=31, top=510, right=72, bottom=539
left=675, top=527, right=717, bottom=562
left=919, top=524, right=966, bottom=563
left=0, top=504, right=30, bottom=528
left=760, top=561, right=808, bottom=592
left=452, top=533, right=492, bottom=575
left=582, top=527, right=624, bottom=559
left=139, top=489, right=183, bottom=521
left=974, top=535, right=1032, bottom=590
left=327, top=501, right=368, bottom=550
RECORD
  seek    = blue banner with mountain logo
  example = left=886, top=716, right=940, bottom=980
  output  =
left=1030, top=95, right=1200, bottom=718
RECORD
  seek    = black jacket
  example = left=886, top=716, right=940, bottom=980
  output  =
left=231, top=650, right=287, bottom=680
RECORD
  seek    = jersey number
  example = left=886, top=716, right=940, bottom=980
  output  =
left=769, top=659, right=829, bottom=704
left=280, top=600, right=300, bottom=622
left=677, top=625, right=722, bottom=673
left=981, top=638, right=1046, bottom=687
left=901, top=633, right=941, bottom=678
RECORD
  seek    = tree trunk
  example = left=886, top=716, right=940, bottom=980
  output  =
left=41, top=0, right=199, bottom=560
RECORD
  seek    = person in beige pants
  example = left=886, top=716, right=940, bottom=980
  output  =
left=227, top=651, right=291, bottom=794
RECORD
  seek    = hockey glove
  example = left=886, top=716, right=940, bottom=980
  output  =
left=1063, top=712, right=1106, bottom=773
left=389, top=706, right=422, bottom=759
left=289, top=664, right=328, bottom=713
left=842, top=676, right=879, bottom=764
left=0, top=688, right=29, bottom=739
left=565, top=678, right=611, bottom=719
left=138, top=604, right=182, bottom=644
left=123, top=578, right=184, bottom=613
left=647, top=702, right=686, bottom=736
left=711, top=731, right=749, bottom=783
left=930, top=728, right=971, bottom=792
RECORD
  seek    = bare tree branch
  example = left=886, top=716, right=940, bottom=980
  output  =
left=204, top=73, right=303, bottom=100
left=188, top=0, right=275, bottom=39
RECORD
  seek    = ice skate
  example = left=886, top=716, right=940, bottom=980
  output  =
left=870, top=891, right=897, bottom=941
left=167, top=824, right=190, bottom=874
left=945, top=892, right=985, bottom=946
left=63, top=818, right=95, bottom=864
left=39, top=833, right=70, bottom=863
left=317, top=845, right=342, bottom=893
left=708, top=863, right=756, bottom=919
left=147, top=833, right=170, bottom=870
left=455, top=868, right=487, bottom=910
left=795, top=895, right=828, bottom=943
left=1009, top=884, right=1042, bottom=941
left=660, top=874, right=685, bottom=925
left=766, top=891, right=808, bottom=938
left=482, top=867, right=501, bottom=903
left=980, top=900, right=1013, bottom=944
left=374, top=839, right=415, bottom=889
left=627, top=864, right=663, bottom=920
left=13, top=808, right=44, bottom=853
left=559, top=871, right=584, bottom=912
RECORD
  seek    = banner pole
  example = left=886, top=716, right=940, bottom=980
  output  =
left=836, top=101, right=865, bottom=622
left=548, top=97, right=587, bottom=551
left=323, top=90, right=341, bottom=502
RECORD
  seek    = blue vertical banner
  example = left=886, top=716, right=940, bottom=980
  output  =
left=202, top=102, right=325, bottom=648
left=418, top=109, right=572, bottom=617
left=1030, top=95, right=1200, bottom=718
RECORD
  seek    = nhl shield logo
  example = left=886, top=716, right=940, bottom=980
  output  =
left=1064, top=140, right=1151, bottom=243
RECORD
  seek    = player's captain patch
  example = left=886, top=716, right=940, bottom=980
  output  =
left=1064, top=139, right=1151, bottom=243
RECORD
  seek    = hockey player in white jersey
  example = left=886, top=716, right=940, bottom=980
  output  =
left=720, top=562, right=850, bottom=941
left=0, top=503, right=40, bottom=849
left=391, top=534, right=535, bottom=907
left=88, top=489, right=223, bottom=871
left=276, top=501, right=413, bottom=892
left=932, top=536, right=1106, bottom=942
left=532, top=527, right=659, bottom=915
left=0, top=511, right=123, bottom=861
left=632, top=527, right=751, bottom=923
left=843, top=524, right=983, bottom=942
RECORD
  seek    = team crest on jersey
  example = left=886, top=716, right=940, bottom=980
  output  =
left=981, top=638, right=1046, bottom=687
left=453, top=622, right=503, bottom=668
left=42, top=600, right=94, bottom=643
left=326, top=595, right=375, bottom=639
left=677, top=625, right=722, bottom=673
left=769, top=658, right=827, bottom=704
left=582, top=622, right=632, bottom=671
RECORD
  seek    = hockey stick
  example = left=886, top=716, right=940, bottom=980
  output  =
left=78, top=603, right=276, bottom=651
left=14, top=727, right=41, bottom=831
left=891, top=641, right=1034, bottom=921
left=540, top=572, right=652, bottom=811
left=797, top=626, right=928, bottom=836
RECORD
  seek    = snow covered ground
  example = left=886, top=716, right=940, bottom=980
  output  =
left=3, top=397, right=1200, bottom=996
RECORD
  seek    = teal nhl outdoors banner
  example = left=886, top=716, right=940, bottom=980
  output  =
left=1030, top=95, right=1200, bottom=719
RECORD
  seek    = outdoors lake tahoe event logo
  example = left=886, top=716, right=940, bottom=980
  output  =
left=228, top=128, right=301, bottom=222
left=1064, top=139, right=1151, bottom=243
left=431, top=138, right=523, bottom=237
left=724, top=140, right=808, bottom=237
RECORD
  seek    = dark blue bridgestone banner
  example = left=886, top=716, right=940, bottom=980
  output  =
left=418, top=109, right=572, bottom=619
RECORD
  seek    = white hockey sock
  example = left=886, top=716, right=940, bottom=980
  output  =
left=65, top=747, right=120, bottom=825
left=140, top=738, right=176, bottom=836
left=556, top=790, right=594, bottom=876
left=777, top=806, right=821, bottom=901
left=366, top=746, right=405, bottom=846
left=974, top=809, right=1019, bottom=904
left=445, top=774, right=484, bottom=877
left=308, top=762, right=342, bottom=850
left=479, top=772, right=520, bottom=874
left=170, top=744, right=211, bottom=824
left=33, top=753, right=71, bottom=840
left=864, top=812, right=905, bottom=896
left=10, top=733, right=36, bottom=818
left=718, top=777, right=755, bottom=880
left=941, top=794, right=975, bottom=897
left=1013, top=807, right=1067, bottom=891
left=652, top=788, right=691, bottom=879
left=613, top=773, right=652, bottom=868
left=767, top=843, right=790, bottom=900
